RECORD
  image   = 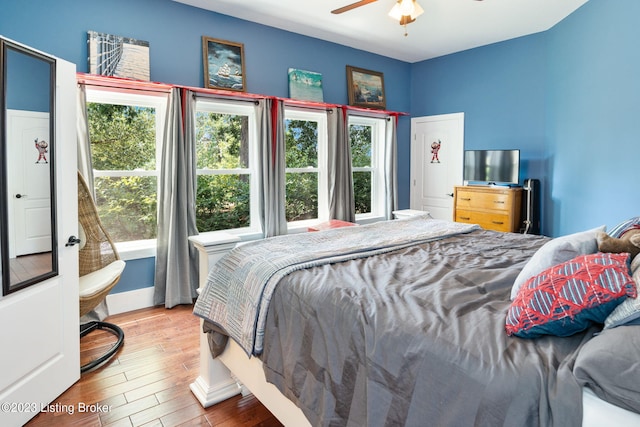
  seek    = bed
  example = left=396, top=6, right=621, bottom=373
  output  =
left=192, top=216, right=640, bottom=427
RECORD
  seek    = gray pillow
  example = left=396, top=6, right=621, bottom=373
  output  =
left=604, top=255, right=640, bottom=329
left=510, top=225, right=606, bottom=300
left=574, top=325, right=640, bottom=413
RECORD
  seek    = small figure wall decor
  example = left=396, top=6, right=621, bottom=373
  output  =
left=35, top=137, right=48, bottom=164
left=431, top=139, right=441, bottom=163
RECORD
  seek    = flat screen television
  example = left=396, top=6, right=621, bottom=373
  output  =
left=463, top=149, right=520, bottom=186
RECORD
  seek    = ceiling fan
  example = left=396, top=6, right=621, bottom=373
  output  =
left=331, top=0, right=484, bottom=16
left=332, top=0, right=484, bottom=35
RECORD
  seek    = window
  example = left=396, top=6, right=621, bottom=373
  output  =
left=284, top=109, right=328, bottom=225
left=86, top=90, right=167, bottom=244
left=349, top=116, right=386, bottom=219
left=194, top=100, right=260, bottom=234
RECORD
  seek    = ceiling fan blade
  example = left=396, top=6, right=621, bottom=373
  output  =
left=331, top=0, right=379, bottom=15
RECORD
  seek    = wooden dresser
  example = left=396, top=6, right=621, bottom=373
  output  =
left=453, top=185, right=523, bottom=233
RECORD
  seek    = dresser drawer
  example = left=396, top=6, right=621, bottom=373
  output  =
left=455, top=189, right=512, bottom=212
left=455, top=209, right=513, bottom=232
left=453, top=185, right=522, bottom=233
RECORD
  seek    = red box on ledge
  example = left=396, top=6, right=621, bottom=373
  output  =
left=308, top=219, right=358, bottom=232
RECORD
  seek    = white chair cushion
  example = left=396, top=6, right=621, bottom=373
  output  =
left=79, top=260, right=126, bottom=298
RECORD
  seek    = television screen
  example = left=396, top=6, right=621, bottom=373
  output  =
left=463, top=149, right=520, bottom=185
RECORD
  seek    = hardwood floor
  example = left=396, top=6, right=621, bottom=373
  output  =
left=9, top=252, right=52, bottom=284
left=26, top=305, right=283, bottom=427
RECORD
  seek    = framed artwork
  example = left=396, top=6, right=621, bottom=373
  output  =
left=202, top=36, right=246, bottom=92
left=87, top=30, right=150, bottom=81
left=346, top=65, right=386, bottom=109
left=288, top=68, right=323, bottom=102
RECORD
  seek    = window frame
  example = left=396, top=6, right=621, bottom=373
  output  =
left=283, top=107, right=329, bottom=231
left=349, top=115, right=386, bottom=222
left=194, top=98, right=261, bottom=236
left=85, top=88, right=168, bottom=259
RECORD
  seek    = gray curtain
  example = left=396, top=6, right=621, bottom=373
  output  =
left=258, top=98, right=287, bottom=237
left=328, top=107, right=355, bottom=222
left=384, top=115, right=398, bottom=219
left=154, top=88, right=199, bottom=308
left=76, top=82, right=108, bottom=322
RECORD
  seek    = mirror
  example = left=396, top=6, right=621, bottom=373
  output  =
left=1, top=38, right=58, bottom=295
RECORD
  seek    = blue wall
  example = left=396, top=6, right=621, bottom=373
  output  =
left=4, top=0, right=639, bottom=295
left=410, top=0, right=640, bottom=237
left=544, top=0, right=640, bottom=236
left=0, top=0, right=411, bottom=110
left=6, top=48, right=51, bottom=112
left=410, top=33, right=548, bottom=227
left=0, top=0, right=412, bottom=294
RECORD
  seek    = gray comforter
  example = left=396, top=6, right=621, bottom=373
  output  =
left=195, top=217, right=480, bottom=354
left=197, top=220, right=596, bottom=427
left=259, top=229, right=595, bottom=427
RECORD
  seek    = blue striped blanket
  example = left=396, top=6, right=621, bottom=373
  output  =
left=193, top=217, right=479, bottom=355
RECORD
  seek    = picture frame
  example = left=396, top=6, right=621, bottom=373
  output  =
left=346, top=65, right=386, bottom=109
left=87, top=30, right=150, bottom=81
left=202, top=36, right=246, bottom=92
left=288, top=68, right=323, bottom=102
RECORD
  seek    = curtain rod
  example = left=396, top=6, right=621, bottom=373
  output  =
left=75, top=73, right=408, bottom=116
left=182, top=84, right=267, bottom=100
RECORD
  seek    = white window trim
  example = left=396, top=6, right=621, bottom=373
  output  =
left=349, top=115, right=386, bottom=221
left=284, top=108, right=329, bottom=230
left=195, top=99, right=262, bottom=236
left=85, top=88, right=168, bottom=259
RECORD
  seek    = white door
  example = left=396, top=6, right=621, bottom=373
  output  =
left=0, top=49, right=79, bottom=427
left=7, top=110, right=52, bottom=257
left=410, top=113, right=464, bottom=220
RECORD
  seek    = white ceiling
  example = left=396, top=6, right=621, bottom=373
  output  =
left=173, top=0, right=588, bottom=63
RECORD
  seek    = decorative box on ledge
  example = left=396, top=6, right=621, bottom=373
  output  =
left=308, top=219, right=358, bottom=232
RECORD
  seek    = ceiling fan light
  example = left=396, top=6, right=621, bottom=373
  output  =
left=399, top=0, right=415, bottom=15
left=389, top=0, right=423, bottom=22
left=410, top=2, right=424, bottom=19
left=388, top=3, right=403, bottom=20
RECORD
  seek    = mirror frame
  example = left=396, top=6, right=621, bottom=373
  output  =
left=0, top=38, right=59, bottom=295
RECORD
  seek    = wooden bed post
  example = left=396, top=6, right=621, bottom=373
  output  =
left=188, top=233, right=243, bottom=408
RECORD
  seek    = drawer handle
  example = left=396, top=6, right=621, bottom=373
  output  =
left=460, top=216, right=471, bottom=220
left=493, top=200, right=505, bottom=204
left=492, top=220, right=504, bottom=225
left=460, top=197, right=471, bottom=201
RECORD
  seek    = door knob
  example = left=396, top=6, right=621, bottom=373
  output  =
left=65, top=236, right=82, bottom=247
left=15, top=193, right=27, bottom=198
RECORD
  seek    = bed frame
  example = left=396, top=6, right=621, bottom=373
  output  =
left=188, top=233, right=308, bottom=425
left=190, top=323, right=310, bottom=426
left=188, top=233, right=640, bottom=427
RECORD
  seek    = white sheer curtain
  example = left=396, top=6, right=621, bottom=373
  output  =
left=154, top=88, right=199, bottom=308
left=328, top=106, right=355, bottom=222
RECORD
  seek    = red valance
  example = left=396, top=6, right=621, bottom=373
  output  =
left=76, top=72, right=408, bottom=117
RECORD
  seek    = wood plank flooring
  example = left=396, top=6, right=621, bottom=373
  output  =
left=9, top=252, right=52, bottom=284
left=26, top=304, right=283, bottom=427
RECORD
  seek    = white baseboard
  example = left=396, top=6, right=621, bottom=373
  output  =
left=106, top=286, right=155, bottom=315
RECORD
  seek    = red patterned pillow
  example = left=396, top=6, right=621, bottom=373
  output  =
left=506, top=253, right=636, bottom=338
